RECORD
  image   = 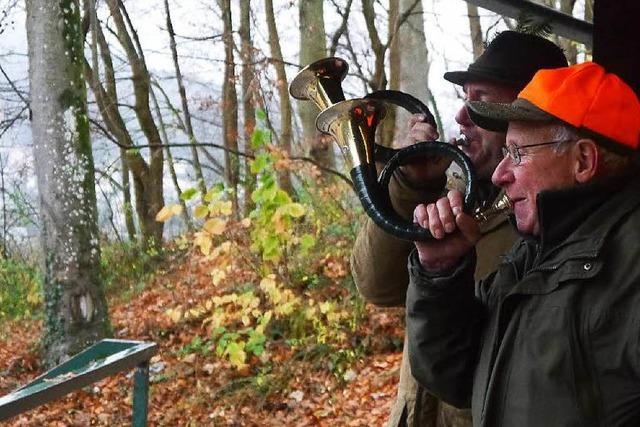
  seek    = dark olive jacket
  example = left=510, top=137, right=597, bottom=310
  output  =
left=407, top=173, right=640, bottom=427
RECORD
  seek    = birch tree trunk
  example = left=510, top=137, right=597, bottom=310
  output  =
left=264, top=0, right=294, bottom=195
left=298, top=0, right=336, bottom=170
left=26, top=0, right=110, bottom=367
left=220, top=0, right=240, bottom=218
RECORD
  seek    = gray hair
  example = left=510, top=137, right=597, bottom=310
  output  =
left=549, top=122, right=631, bottom=173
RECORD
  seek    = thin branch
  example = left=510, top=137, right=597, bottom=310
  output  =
left=0, top=63, right=29, bottom=106
left=107, top=140, right=352, bottom=187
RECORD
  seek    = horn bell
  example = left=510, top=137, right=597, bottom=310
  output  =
left=289, top=57, right=349, bottom=111
left=315, top=99, right=387, bottom=169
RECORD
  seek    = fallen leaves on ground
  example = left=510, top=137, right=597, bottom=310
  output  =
left=0, top=243, right=405, bottom=426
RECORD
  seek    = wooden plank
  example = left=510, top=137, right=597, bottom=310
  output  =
left=465, top=0, right=593, bottom=47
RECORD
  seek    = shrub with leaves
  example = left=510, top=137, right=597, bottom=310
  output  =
left=0, top=256, right=42, bottom=321
left=157, top=110, right=368, bottom=381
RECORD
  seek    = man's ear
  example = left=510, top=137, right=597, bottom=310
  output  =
left=573, top=139, right=599, bottom=183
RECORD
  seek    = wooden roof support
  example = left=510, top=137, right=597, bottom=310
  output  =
left=464, top=0, right=593, bottom=47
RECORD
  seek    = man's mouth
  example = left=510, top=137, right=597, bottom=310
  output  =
left=455, top=134, right=471, bottom=147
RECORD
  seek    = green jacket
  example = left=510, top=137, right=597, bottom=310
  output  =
left=407, top=172, right=640, bottom=427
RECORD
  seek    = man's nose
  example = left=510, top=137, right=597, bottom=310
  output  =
left=455, top=104, right=473, bottom=127
left=491, top=156, right=513, bottom=188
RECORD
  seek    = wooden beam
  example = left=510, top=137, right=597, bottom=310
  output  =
left=465, top=0, right=593, bottom=47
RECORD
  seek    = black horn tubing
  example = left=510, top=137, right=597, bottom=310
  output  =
left=354, top=141, right=477, bottom=241
left=367, top=90, right=437, bottom=163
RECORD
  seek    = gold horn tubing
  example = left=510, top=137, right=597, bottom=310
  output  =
left=473, top=193, right=512, bottom=224
left=316, top=99, right=387, bottom=168
left=289, top=57, right=349, bottom=110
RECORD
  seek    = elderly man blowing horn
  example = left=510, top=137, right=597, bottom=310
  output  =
left=407, top=62, right=640, bottom=426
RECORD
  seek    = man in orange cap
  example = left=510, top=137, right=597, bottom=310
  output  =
left=407, top=62, right=640, bottom=426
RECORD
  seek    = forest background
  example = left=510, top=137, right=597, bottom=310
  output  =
left=0, top=0, right=590, bottom=425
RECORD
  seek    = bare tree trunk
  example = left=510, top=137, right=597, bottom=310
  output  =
left=120, top=148, right=137, bottom=241
left=264, top=0, right=294, bottom=195
left=104, top=0, right=165, bottom=249
left=385, top=0, right=400, bottom=146
left=239, top=0, right=256, bottom=215
left=393, top=0, right=432, bottom=137
left=163, top=0, right=207, bottom=200
left=26, top=0, right=110, bottom=367
left=467, top=3, right=484, bottom=60
left=0, top=153, right=7, bottom=256
left=220, top=0, right=240, bottom=218
left=585, top=0, right=593, bottom=22
left=361, top=0, right=387, bottom=91
left=149, top=85, right=193, bottom=231
left=298, top=0, right=336, bottom=170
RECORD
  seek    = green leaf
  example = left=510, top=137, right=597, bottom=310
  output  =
left=251, top=128, right=271, bottom=150
left=255, top=108, right=267, bottom=121
left=252, top=180, right=278, bottom=204
left=204, top=184, right=225, bottom=202
left=250, top=153, right=270, bottom=174
left=262, top=235, right=280, bottom=260
left=273, top=190, right=291, bottom=205
left=281, top=203, right=305, bottom=218
left=180, top=188, right=198, bottom=201
left=300, top=234, right=316, bottom=251
left=246, top=330, right=266, bottom=356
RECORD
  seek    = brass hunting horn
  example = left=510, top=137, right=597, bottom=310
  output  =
left=289, top=57, right=432, bottom=162
left=291, top=57, right=509, bottom=241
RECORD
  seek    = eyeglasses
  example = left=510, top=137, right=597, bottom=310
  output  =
left=501, top=139, right=574, bottom=166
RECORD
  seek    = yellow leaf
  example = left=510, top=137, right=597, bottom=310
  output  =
left=203, top=218, right=227, bottom=235
left=212, top=241, right=232, bottom=258
left=194, top=205, right=209, bottom=219
left=241, top=315, right=251, bottom=326
left=211, top=269, right=227, bottom=286
left=240, top=218, right=251, bottom=228
left=171, top=204, right=183, bottom=216
left=210, top=200, right=233, bottom=216
left=259, top=275, right=277, bottom=293
left=225, top=342, right=247, bottom=369
left=165, top=308, right=183, bottom=323
left=203, top=310, right=226, bottom=329
left=155, top=204, right=182, bottom=222
left=320, top=301, right=332, bottom=314
left=194, top=232, right=212, bottom=255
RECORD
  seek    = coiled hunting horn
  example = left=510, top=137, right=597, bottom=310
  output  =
left=290, top=57, right=510, bottom=241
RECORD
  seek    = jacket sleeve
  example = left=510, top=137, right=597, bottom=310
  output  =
left=350, top=168, right=444, bottom=307
left=406, top=249, right=486, bottom=408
